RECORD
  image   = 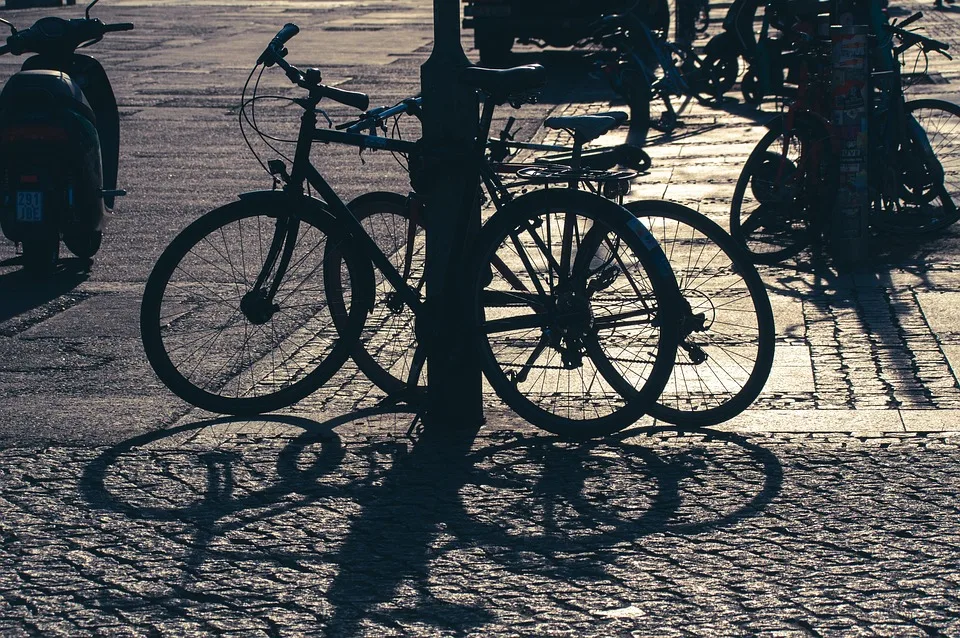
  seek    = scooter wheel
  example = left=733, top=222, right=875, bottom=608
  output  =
left=64, top=230, right=103, bottom=259
left=21, top=235, right=60, bottom=275
left=741, top=70, right=764, bottom=106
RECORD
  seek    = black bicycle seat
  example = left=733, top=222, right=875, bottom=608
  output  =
left=590, top=110, right=629, bottom=126
left=544, top=115, right=621, bottom=142
left=460, top=64, right=546, bottom=102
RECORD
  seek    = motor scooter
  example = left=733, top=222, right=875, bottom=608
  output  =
left=0, top=0, right=132, bottom=273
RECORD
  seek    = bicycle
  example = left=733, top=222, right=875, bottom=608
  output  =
left=583, top=11, right=728, bottom=141
left=334, top=98, right=775, bottom=428
left=140, top=24, right=685, bottom=438
left=729, top=12, right=960, bottom=264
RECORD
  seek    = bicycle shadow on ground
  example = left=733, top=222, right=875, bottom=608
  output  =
left=758, top=225, right=960, bottom=301
left=753, top=225, right=960, bottom=406
left=79, top=409, right=783, bottom=634
left=0, top=254, right=91, bottom=324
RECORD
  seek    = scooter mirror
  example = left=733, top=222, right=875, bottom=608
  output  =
left=86, top=0, right=100, bottom=20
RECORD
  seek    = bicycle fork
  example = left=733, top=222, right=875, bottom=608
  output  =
left=239, top=214, right=300, bottom=325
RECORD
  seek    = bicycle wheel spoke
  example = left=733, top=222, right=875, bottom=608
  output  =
left=471, top=191, right=678, bottom=436
left=630, top=201, right=775, bottom=427
left=141, top=200, right=363, bottom=414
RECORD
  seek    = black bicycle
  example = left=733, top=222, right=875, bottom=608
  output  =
left=334, top=100, right=776, bottom=428
left=140, top=24, right=685, bottom=438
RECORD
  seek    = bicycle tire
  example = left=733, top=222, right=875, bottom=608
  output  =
left=468, top=188, right=681, bottom=438
left=729, top=117, right=833, bottom=264
left=325, top=191, right=425, bottom=398
left=872, top=98, right=960, bottom=234
left=698, top=48, right=738, bottom=99
left=141, top=197, right=371, bottom=415
left=624, top=200, right=775, bottom=427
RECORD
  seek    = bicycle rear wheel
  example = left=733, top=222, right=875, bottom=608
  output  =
left=140, top=197, right=370, bottom=415
left=730, top=118, right=832, bottom=264
left=872, top=99, right=960, bottom=234
left=326, top=191, right=426, bottom=399
left=468, top=188, right=680, bottom=438
left=625, top=200, right=775, bottom=427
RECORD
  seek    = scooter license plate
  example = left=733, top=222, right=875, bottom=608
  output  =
left=15, top=191, right=42, bottom=222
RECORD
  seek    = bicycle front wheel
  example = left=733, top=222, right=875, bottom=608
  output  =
left=140, top=197, right=371, bottom=415
left=872, top=98, right=960, bottom=234
left=468, top=188, right=680, bottom=438
left=625, top=200, right=775, bottom=427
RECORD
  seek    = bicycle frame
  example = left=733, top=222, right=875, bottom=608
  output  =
left=257, top=97, right=424, bottom=315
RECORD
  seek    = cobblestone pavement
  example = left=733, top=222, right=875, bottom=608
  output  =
left=2, top=420, right=959, bottom=636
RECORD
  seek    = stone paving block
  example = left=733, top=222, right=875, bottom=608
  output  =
left=768, top=294, right=805, bottom=341
left=763, top=345, right=815, bottom=395
left=916, top=291, right=960, bottom=336
left=716, top=409, right=905, bottom=433
left=899, top=409, right=960, bottom=432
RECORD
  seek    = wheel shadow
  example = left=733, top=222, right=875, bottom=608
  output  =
left=80, top=409, right=783, bottom=634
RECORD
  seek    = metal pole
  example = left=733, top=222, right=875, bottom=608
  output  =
left=419, top=0, right=484, bottom=428
left=829, top=0, right=870, bottom=268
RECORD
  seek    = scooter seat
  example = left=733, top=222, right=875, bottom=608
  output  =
left=0, top=70, right=96, bottom=124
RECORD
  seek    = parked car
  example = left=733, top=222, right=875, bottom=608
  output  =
left=463, top=0, right=670, bottom=65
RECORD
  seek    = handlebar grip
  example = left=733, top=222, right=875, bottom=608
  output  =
left=104, top=23, right=135, bottom=33
left=258, top=23, right=299, bottom=65
left=272, top=23, right=300, bottom=47
left=898, top=12, right=923, bottom=29
left=319, top=85, right=369, bottom=111
left=928, top=37, right=950, bottom=52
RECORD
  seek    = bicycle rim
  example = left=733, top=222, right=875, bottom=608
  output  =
left=730, top=122, right=823, bottom=263
left=873, top=99, right=960, bottom=234
left=140, top=198, right=369, bottom=415
left=327, top=191, right=426, bottom=399
left=469, top=189, right=679, bottom=438
left=625, top=200, right=775, bottom=427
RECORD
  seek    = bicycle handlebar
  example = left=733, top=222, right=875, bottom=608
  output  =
left=317, top=83, right=369, bottom=111
left=258, top=24, right=370, bottom=111
left=337, top=97, right=422, bottom=132
left=886, top=17, right=951, bottom=59
left=897, top=12, right=924, bottom=30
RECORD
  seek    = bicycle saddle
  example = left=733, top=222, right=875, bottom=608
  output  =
left=544, top=114, right=622, bottom=142
left=591, top=110, right=629, bottom=126
left=460, top=64, right=546, bottom=103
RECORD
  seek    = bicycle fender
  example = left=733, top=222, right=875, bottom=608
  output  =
left=763, top=111, right=831, bottom=138
left=238, top=190, right=337, bottom=220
